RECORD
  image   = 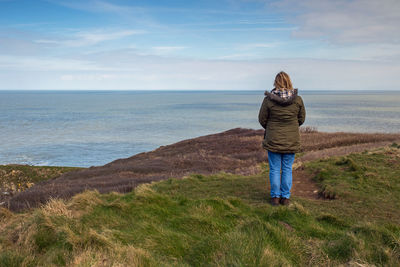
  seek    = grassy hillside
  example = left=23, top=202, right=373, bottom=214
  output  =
left=7, top=128, right=400, bottom=211
left=1, top=146, right=400, bottom=266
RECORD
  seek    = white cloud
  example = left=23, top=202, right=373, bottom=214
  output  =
left=217, top=53, right=257, bottom=59
left=1, top=50, right=399, bottom=90
left=151, top=46, right=187, bottom=55
left=60, top=74, right=117, bottom=81
left=45, top=0, right=138, bottom=14
left=203, top=26, right=296, bottom=32
left=173, top=18, right=285, bottom=27
left=45, top=0, right=158, bottom=28
left=272, top=0, right=400, bottom=44
left=0, top=55, right=107, bottom=71
left=35, top=29, right=143, bottom=47
left=238, top=42, right=281, bottom=50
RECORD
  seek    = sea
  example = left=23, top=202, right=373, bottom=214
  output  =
left=1, top=90, right=399, bottom=167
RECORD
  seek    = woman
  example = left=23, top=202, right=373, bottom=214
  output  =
left=258, top=71, right=306, bottom=206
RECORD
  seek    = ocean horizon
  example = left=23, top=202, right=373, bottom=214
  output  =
left=1, top=90, right=399, bottom=167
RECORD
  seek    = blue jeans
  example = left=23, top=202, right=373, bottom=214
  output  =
left=267, top=151, right=295, bottom=199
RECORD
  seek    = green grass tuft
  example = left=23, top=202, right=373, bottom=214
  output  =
left=0, top=251, right=25, bottom=267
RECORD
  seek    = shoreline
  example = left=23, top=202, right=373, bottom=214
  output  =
left=2, top=127, right=400, bottom=168
left=2, top=128, right=400, bottom=211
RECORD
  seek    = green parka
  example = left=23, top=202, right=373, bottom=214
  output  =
left=258, top=88, right=306, bottom=153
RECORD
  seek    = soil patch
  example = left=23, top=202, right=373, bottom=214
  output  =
left=292, top=168, right=320, bottom=199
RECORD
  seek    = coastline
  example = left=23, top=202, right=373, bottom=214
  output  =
left=2, top=90, right=400, bottom=167
left=2, top=127, right=400, bottom=211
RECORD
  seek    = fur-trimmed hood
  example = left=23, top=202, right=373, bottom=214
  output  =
left=264, top=88, right=298, bottom=106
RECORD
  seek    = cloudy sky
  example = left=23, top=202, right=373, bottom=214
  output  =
left=0, top=0, right=399, bottom=90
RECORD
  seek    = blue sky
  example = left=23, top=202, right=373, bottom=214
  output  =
left=0, top=0, right=399, bottom=90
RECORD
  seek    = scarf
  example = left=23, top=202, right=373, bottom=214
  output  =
left=271, top=88, right=294, bottom=100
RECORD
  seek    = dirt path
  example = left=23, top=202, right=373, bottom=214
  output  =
left=291, top=140, right=400, bottom=199
left=291, top=169, right=320, bottom=199
left=290, top=139, right=400, bottom=199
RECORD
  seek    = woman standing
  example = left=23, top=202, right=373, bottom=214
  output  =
left=258, top=71, right=306, bottom=206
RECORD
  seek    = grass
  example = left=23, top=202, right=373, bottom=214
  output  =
left=1, top=147, right=400, bottom=266
left=304, top=146, right=400, bottom=223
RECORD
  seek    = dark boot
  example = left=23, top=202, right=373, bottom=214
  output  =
left=270, top=197, right=280, bottom=206
left=280, top=198, right=290, bottom=206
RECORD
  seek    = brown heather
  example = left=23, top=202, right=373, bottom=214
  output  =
left=5, top=127, right=400, bottom=212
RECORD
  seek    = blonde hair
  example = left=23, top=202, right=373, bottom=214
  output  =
left=274, top=71, right=293, bottom=90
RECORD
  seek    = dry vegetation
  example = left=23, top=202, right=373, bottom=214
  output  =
left=4, top=127, right=400, bottom=211
left=0, top=166, right=80, bottom=207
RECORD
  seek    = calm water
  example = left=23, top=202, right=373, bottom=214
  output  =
left=1, top=90, right=399, bottom=167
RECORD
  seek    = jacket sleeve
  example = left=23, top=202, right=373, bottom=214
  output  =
left=297, top=96, right=306, bottom=126
left=258, top=97, right=269, bottom=129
